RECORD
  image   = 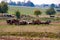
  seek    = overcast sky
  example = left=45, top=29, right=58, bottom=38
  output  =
left=0, top=0, right=60, bottom=4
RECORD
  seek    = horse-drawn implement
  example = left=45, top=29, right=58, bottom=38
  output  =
left=6, top=19, right=51, bottom=25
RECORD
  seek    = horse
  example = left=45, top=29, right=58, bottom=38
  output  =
left=19, top=20, right=28, bottom=25
left=32, top=20, right=41, bottom=25
left=6, top=19, right=20, bottom=25
left=40, top=20, right=51, bottom=24
left=6, top=19, right=13, bottom=25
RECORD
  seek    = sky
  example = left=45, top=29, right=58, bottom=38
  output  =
left=0, top=0, right=60, bottom=4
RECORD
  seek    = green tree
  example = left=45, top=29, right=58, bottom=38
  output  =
left=0, top=4, right=2, bottom=13
left=34, top=10, right=42, bottom=17
left=46, top=8, right=56, bottom=17
left=0, top=1, right=8, bottom=13
left=15, top=11, right=20, bottom=19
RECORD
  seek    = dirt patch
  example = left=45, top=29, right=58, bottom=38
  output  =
left=0, top=21, right=7, bottom=25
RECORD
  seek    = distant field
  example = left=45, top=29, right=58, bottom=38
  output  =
left=8, top=6, right=60, bottom=16
left=8, top=6, right=49, bottom=15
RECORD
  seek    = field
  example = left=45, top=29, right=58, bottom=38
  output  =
left=8, top=6, right=44, bottom=15
left=8, top=6, right=60, bottom=15
left=0, top=19, right=60, bottom=40
left=0, top=20, right=60, bottom=33
left=0, top=6, right=60, bottom=40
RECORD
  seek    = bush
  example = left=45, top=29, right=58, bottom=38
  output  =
left=15, top=11, right=20, bottom=19
left=34, top=10, right=42, bottom=17
left=46, top=8, right=56, bottom=17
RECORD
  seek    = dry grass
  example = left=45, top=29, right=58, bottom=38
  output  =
left=0, top=36, right=60, bottom=40
left=0, top=25, right=59, bottom=33
left=0, top=20, right=60, bottom=33
left=0, top=20, right=60, bottom=40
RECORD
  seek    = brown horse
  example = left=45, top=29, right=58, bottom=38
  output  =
left=32, top=20, right=41, bottom=25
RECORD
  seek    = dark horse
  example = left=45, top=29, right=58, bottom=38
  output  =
left=6, top=19, right=20, bottom=25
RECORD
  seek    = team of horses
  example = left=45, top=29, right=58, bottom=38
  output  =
left=6, top=19, right=51, bottom=25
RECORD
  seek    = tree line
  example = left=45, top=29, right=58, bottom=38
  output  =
left=8, top=1, right=35, bottom=7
